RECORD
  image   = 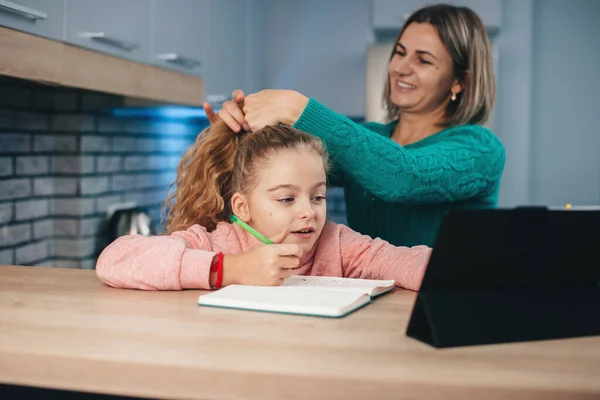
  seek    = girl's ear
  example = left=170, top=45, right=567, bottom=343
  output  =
left=231, top=192, right=251, bottom=222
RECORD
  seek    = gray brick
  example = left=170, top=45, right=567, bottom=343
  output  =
left=82, top=136, right=110, bottom=153
left=95, top=195, right=122, bottom=214
left=55, top=178, right=79, bottom=194
left=81, top=176, right=109, bottom=195
left=32, top=90, right=53, bottom=110
left=52, top=156, right=93, bottom=174
left=97, top=117, right=126, bottom=133
left=125, top=190, right=164, bottom=207
left=33, top=260, right=53, bottom=267
left=0, top=179, right=31, bottom=200
left=16, top=241, right=49, bottom=265
left=55, top=219, right=79, bottom=236
left=166, top=155, right=182, bottom=170
left=124, top=120, right=155, bottom=134
left=96, top=156, right=121, bottom=173
left=34, top=135, right=78, bottom=153
left=33, top=178, right=53, bottom=196
left=0, top=134, right=31, bottom=153
left=124, top=156, right=154, bottom=171
left=131, top=174, right=157, bottom=190
left=82, top=92, right=123, bottom=111
left=0, top=223, right=31, bottom=247
left=16, top=199, right=49, bottom=220
left=81, top=259, right=97, bottom=270
left=0, top=85, right=31, bottom=107
left=34, top=177, right=78, bottom=196
left=53, top=260, right=80, bottom=269
left=52, top=198, right=94, bottom=217
left=54, top=238, right=96, bottom=258
left=52, top=114, right=95, bottom=132
left=52, top=156, right=78, bottom=174
left=151, top=121, right=197, bottom=136
left=111, top=137, right=147, bottom=153
left=111, top=174, right=137, bottom=191
left=0, top=248, right=14, bottom=265
left=16, top=156, right=49, bottom=175
left=82, top=156, right=95, bottom=173
left=33, top=219, right=53, bottom=239
left=159, top=172, right=177, bottom=188
left=81, top=217, right=103, bottom=236
left=0, top=110, right=48, bottom=130
left=158, top=138, right=193, bottom=154
left=0, top=157, right=12, bottom=176
left=0, top=203, right=13, bottom=224
left=53, top=91, right=79, bottom=111
left=33, top=135, right=54, bottom=152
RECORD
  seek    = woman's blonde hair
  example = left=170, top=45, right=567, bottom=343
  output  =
left=163, top=121, right=328, bottom=233
left=383, top=3, right=495, bottom=126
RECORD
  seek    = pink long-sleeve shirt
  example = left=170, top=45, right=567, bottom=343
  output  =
left=96, top=221, right=431, bottom=291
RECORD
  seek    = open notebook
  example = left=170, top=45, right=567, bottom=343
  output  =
left=197, top=275, right=395, bottom=318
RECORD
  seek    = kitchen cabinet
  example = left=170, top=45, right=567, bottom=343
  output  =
left=64, top=0, right=151, bottom=63
left=372, top=0, right=502, bottom=34
left=151, top=0, right=209, bottom=77
left=0, top=0, right=63, bottom=40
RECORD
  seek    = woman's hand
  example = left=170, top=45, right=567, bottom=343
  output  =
left=204, top=89, right=248, bottom=132
left=220, top=228, right=304, bottom=287
left=203, top=89, right=309, bottom=133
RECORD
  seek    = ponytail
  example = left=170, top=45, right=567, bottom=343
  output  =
left=164, top=120, right=242, bottom=233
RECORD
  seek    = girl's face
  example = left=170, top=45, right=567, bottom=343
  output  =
left=388, top=22, right=462, bottom=115
left=233, top=149, right=327, bottom=254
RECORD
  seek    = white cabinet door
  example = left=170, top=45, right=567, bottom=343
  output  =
left=0, top=0, right=63, bottom=40
left=151, top=0, right=209, bottom=77
left=64, top=0, right=151, bottom=63
left=372, top=0, right=502, bottom=33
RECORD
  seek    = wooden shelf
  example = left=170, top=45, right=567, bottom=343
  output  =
left=0, top=26, right=204, bottom=106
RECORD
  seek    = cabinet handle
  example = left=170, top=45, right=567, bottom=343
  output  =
left=0, top=0, right=48, bottom=20
left=79, top=32, right=140, bottom=51
left=156, top=53, right=201, bottom=69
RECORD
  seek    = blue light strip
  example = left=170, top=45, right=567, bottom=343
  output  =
left=110, top=106, right=220, bottom=120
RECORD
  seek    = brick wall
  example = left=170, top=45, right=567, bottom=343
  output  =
left=0, top=76, right=347, bottom=269
left=0, top=76, right=207, bottom=269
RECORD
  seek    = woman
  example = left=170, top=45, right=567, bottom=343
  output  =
left=204, top=4, right=505, bottom=247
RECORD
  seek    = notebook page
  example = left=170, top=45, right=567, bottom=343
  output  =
left=281, top=275, right=395, bottom=296
left=198, top=285, right=370, bottom=317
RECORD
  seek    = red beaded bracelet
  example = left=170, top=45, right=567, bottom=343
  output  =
left=211, top=252, right=224, bottom=289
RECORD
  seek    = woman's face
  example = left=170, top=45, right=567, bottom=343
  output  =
left=388, top=22, right=462, bottom=115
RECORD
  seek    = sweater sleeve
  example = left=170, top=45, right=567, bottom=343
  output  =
left=95, top=224, right=219, bottom=290
left=294, top=98, right=506, bottom=204
left=337, top=224, right=431, bottom=291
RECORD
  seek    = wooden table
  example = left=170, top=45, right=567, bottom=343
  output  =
left=0, top=265, right=599, bottom=400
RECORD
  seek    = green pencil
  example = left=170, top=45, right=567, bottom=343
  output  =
left=230, top=215, right=274, bottom=244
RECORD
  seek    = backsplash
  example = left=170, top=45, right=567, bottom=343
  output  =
left=0, top=76, right=346, bottom=269
left=0, top=76, right=207, bottom=269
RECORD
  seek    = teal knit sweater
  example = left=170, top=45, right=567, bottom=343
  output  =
left=294, top=98, right=506, bottom=247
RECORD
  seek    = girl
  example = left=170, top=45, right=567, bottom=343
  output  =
left=95, top=122, right=431, bottom=291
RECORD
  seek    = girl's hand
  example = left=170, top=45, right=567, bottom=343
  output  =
left=222, top=228, right=304, bottom=286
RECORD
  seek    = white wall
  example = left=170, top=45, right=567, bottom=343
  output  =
left=494, top=0, right=534, bottom=207
left=528, top=0, right=600, bottom=206
left=258, top=0, right=374, bottom=117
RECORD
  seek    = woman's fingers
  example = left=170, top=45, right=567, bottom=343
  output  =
left=202, top=102, right=219, bottom=125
